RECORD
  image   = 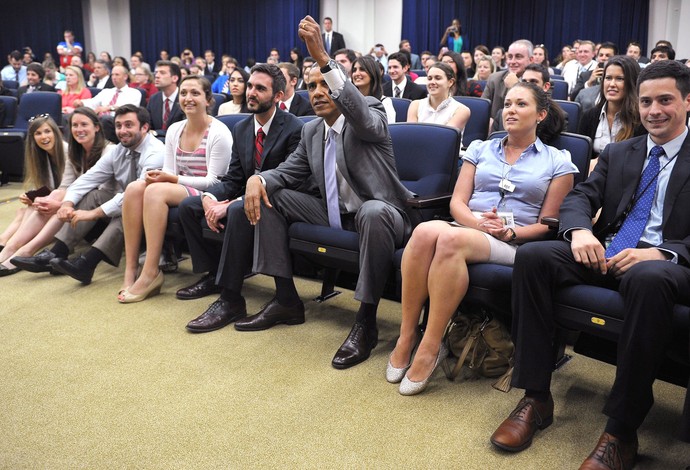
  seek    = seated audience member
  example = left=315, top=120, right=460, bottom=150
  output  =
left=492, top=46, right=507, bottom=71
left=473, top=54, right=496, bottom=81
left=69, top=56, right=84, bottom=72
left=189, top=65, right=204, bottom=76
left=351, top=55, right=396, bottom=123
left=532, top=44, right=554, bottom=75
left=561, top=40, right=596, bottom=95
left=190, top=16, right=414, bottom=372
left=389, top=81, right=575, bottom=395
left=87, top=59, right=113, bottom=89
left=83, top=52, right=97, bottom=74
left=159, top=50, right=169, bottom=61
left=650, top=45, right=675, bottom=62
left=60, top=65, right=92, bottom=114
left=473, top=45, right=491, bottom=67
left=461, top=52, right=475, bottom=78
left=554, top=44, right=575, bottom=70
left=441, top=51, right=483, bottom=97
left=370, top=43, right=389, bottom=72
left=42, top=60, right=65, bottom=91
left=11, top=105, right=165, bottom=284
left=129, top=54, right=142, bottom=76
left=211, top=59, right=238, bottom=94
left=203, top=49, right=221, bottom=77
left=119, top=77, right=233, bottom=302
left=147, top=60, right=184, bottom=137
left=333, top=48, right=356, bottom=75
left=569, top=42, right=617, bottom=101
left=277, top=62, right=314, bottom=116
left=490, top=59, right=690, bottom=470
left=217, top=68, right=250, bottom=115
left=131, top=63, right=157, bottom=104
left=180, top=49, right=194, bottom=69
left=1, top=50, right=28, bottom=84
left=399, top=40, right=422, bottom=69
left=0, top=116, right=65, bottom=274
left=17, top=63, right=56, bottom=100
left=297, top=56, right=315, bottom=89
left=407, top=62, right=470, bottom=134
left=482, top=40, right=534, bottom=120
left=626, top=41, right=649, bottom=65
left=2, top=110, right=111, bottom=274
left=99, top=51, right=113, bottom=66
left=176, top=63, right=303, bottom=303
left=289, top=47, right=304, bottom=72
left=383, top=52, right=427, bottom=100
left=491, top=64, right=561, bottom=136
left=577, top=55, right=645, bottom=172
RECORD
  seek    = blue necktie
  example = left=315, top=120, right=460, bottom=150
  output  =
left=324, top=128, right=341, bottom=229
left=605, top=145, right=664, bottom=258
left=326, top=34, right=331, bottom=55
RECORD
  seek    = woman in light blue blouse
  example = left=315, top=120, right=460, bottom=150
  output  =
left=387, top=82, right=578, bottom=395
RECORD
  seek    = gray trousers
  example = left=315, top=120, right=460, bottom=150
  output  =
left=254, top=189, right=408, bottom=305
left=55, top=188, right=124, bottom=266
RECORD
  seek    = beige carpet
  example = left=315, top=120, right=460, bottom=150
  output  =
left=0, top=185, right=687, bottom=469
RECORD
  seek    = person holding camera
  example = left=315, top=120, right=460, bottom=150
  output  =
left=569, top=42, right=618, bottom=101
left=440, top=19, right=463, bottom=53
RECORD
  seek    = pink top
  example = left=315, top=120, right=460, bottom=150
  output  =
left=60, top=88, right=92, bottom=113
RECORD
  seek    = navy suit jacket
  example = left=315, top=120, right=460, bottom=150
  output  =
left=17, top=83, right=56, bottom=101
left=383, top=79, right=427, bottom=100
left=147, top=90, right=185, bottom=136
left=287, top=92, right=314, bottom=116
left=559, top=133, right=690, bottom=264
left=208, top=108, right=304, bottom=201
left=323, top=31, right=346, bottom=56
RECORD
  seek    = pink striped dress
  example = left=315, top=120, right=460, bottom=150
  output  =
left=175, top=122, right=211, bottom=196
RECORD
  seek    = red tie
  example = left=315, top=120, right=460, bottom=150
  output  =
left=109, top=88, right=121, bottom=107
left=162, top=98, right=171, bottom=130
left=254, top=128, right=265, bottom=169
left=280, top=102, right=287, bottom=111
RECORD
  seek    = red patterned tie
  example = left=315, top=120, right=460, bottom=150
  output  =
left=254, top=127, right=265, bottom=170
left=280, top=102, right=287, bottom=111
left=162, top=98, right=171, bottom=130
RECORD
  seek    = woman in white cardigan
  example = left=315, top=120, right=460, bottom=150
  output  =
left=119, top=76, right=233, bottom=302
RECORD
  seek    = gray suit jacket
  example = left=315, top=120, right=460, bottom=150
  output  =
left=262, top=80, right=414, bottom=224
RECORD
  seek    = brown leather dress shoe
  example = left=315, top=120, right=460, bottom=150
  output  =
left=234, top=297, right=305, bottom=331
left=186, top=298, right=247, bottom=333
left=176, top=273, right=221, bottom=300
left=490, top=394, right=554, bottom=452
left=332, top=322, right=379, bottom=369
left=579, top=432, right=638, bottom=470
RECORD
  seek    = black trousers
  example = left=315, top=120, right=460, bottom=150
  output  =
left=511, top=240, right=690, bottom=430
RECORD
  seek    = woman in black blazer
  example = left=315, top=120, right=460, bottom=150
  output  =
left=577, top=55, right=646, bottom=173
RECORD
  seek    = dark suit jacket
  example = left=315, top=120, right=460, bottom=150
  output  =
left=481, top=69, right=511, bottom=119
left=208, top=109, right=304, bottom=201
left=88, top=76, right=113, bottom=89
left=559, top=133, right=690, bottom=264
left=323, top=31, right=346, bottom=56
left=569, top=69, right=597, bottom=101
left=262, top=80, right=415, bottom=224
left=204, top=61, right=222, bottom=77
left=383, top=78, right=427, bottom=100
left=577, top=105, right=647, bottom=156
left=16, top=83, right=56, bottom=101
left=287, top=92, right=314, bottom=116
left=147, top=90, right=185, bottom=136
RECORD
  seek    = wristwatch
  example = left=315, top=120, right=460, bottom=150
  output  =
left=320, top=59, right=339, bottom=74
left=507, top=228, right=517, bottom=241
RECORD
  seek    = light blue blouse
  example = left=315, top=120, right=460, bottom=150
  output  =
left=462, top=137, right=578, bottom=226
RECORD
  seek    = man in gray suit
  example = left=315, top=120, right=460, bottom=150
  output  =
left=239, top=15, right=415, bottom=369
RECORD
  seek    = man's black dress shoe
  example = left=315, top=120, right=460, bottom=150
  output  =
left=50, top=256, right=95, bottom=284
left=0, top=264, right=19, bottom=276
left=332, top=322, right=378, bottom=369
left=176, top=273, right=221, bottom=300
left=10, top=250, right=60, bottom=273
left=234, top=297, right=305, bottom=331
left=186, top=298, right=247, bottom=333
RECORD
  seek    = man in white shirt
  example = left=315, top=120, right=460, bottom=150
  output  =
left=148, top=60, right=183, bottom=136
left=75, top=65, right=143, bottom=141
left=382, top=52, right=427, bottom=100
left=86, top=60, right=113, bottom=89
left=561, top=40, right=596, bottom=94
left=277, top=62, right=314, bottom=116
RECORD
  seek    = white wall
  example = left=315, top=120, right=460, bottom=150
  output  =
left=648, top=0, right=688, bottom=59
left=304, top=0, right=403, bottom=55
left=82, top=0, right=131, bottom=59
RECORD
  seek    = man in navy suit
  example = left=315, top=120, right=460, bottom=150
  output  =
left=491, top=60, right=690, bottom=469
left=277, top=62, right=314, bottom=116
left=382, top=52, right=427, bottom=100
left=179, top=63, right=304, bottom=319
left=16, top=63, right=55, bottom=101
left=147, top=61, right=184, bottom=138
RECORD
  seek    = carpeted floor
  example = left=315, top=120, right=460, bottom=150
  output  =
left=0, top=184, right=687, bottom=469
